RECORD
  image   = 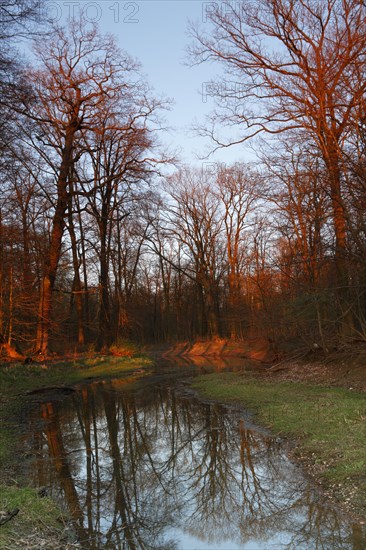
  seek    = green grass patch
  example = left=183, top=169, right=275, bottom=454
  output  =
left=192, top=372, right=366, bottom=514
left=0, top=485, right=72, bottom=547
left=0, top=425, right=16, bottom=466
left=0, top=354, right=152, bottom=396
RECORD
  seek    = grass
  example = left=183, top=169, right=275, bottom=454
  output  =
left=192, top=372, right=366, bottom=517
left=0, top=352, right=153, bottom=547
left=0, top=353, right=152, bottom=395
left=0, top=486, right=74, bottom=549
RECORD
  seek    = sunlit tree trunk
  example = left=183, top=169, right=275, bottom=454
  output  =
left=36, top=126, right=76, bottom=353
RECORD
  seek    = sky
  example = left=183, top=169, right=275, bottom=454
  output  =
left=41, top=0, right=255, bottom=168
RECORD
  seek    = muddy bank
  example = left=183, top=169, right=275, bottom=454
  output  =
left=161, top=337, right=274, bottom=362
left=157, top=340, right=366, bottom=392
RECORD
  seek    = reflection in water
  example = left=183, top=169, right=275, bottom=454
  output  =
left=25, top=375, right=365, bottom=549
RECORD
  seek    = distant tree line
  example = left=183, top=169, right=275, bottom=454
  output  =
left=0, top=0, right=365, bottom=356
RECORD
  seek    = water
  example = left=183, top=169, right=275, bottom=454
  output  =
left=23, top=362, right=365, bottom=549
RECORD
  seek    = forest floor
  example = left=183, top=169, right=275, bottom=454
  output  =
left=0, top=346, right=365, bottom=547
left=262, top=348, right=366, bottom=391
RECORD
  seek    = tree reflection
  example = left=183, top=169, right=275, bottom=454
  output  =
left=27, top=380, right=364, bottom=549
left=40, top=401, right=89, bottom=543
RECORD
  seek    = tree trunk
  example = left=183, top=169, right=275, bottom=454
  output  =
left=67, top=190, right=85, bottom=347
left=97, top=212, right=111, bottom=350
left=76, top=194, right=90, bottom=341
left=323, top=138, right=354, bottom=337
left=35, top=127, right=75, bottom=354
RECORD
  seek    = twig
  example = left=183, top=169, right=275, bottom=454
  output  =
left=0, top=508, right=19, bottom=526
left=268, top=350, right=308, bottom=371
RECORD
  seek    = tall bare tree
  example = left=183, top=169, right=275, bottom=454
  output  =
left=216, top=163, right=261, bottom=338
left=164, top=168, right=224, bottom=337
left=11, top=18, right=153, bottom=353
left=190, top=0, right=366, bottom=334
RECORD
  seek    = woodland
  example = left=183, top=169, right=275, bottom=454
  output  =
left=0, top=0, right=365, bottom=357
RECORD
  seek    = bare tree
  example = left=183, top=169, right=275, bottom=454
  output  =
left=216, top=163, right=261, bottom=338
left=0, top=0, right=43, bottom=76
left=164, top=168, right=224, bottom=337
left=12, top=18, right=151, bottom=353
left=263, top=143, right=333, bottom=346
left=77, top=84, right=168, bottom=349
left=190, top=0, right=366, bottom=333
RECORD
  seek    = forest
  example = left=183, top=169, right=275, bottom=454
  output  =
left=0, top=0, right=365, bottom=357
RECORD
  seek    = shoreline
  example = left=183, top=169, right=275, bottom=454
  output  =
left=1, top=350, right=365, bottom=546
left=191, top=367, right=366, bottom=523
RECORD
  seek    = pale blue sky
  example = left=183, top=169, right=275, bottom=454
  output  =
left=42, top=0, right=255, bottom=166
